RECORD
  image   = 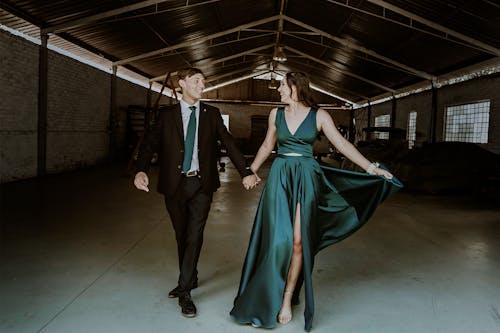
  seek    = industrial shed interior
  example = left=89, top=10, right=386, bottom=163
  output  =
left=1, top=1, right=499, bottom=332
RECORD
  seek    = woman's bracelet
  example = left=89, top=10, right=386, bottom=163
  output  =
left=366, top=162, right=379, bottom=175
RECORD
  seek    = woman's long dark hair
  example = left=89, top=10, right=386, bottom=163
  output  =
left=286, top=72, right=317, bottom=107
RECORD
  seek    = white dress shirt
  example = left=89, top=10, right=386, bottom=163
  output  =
left=180, top=99, right=200, bottom=172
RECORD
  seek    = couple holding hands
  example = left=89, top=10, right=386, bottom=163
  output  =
left=134, top=68, right=401, bottom=331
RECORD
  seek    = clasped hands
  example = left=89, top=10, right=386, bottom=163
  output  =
left=242, top=174, right=261, bottom=190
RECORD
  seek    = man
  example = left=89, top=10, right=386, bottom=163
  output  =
left=134, top=68, right=258, bottom=318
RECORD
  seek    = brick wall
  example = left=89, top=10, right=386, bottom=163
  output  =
left=46, top=51, right=111, bottom=173
left=206, top=103, right=271, bottom=139
left=0, top=30, right=38, bottom=182
left=354, top=75, right=500, bottom=154
left=207, top=102, right=351, bottom=141
left=0, top=29, right=172, bottom=183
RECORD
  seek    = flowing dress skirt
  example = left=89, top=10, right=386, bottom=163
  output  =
left=230, top=155, right=402, bottom=331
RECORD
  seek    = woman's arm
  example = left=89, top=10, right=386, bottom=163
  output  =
left=250, top=108, right=278, bottom=174
left=317, top=109, right=392, bottom=179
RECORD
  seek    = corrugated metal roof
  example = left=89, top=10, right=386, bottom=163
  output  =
left=1, top=0, right=499, bottom=105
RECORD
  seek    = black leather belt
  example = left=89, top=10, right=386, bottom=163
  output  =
left=184, top=170, right=200, bottom=177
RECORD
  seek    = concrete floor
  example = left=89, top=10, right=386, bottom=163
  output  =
left=1, top=160, right=499, bottom=333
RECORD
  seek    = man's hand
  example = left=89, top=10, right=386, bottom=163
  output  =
left=242, top=174, right=261, bottom=190
left=134, top=172, right=150, bottom=192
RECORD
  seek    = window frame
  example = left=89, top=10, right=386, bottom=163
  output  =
left=443, top=100, right=490, bottom=144
left=407, top=111, right=417, bottom=149
left=374, top=114, right=391, bottom=139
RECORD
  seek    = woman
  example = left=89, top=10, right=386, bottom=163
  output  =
left=230, top=72, right=402, bottom=331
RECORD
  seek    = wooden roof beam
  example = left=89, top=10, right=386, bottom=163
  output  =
left=113, top=15, right=280, bottom=66
left=42, top=0, right=221, bottom=34
left=150, top=44, right=274, bottom=82
left=323, top=0, right=500, bottom=55
left=284, top=15, right=434, bottom=80
left=205, top=60, right=270, bottom=83
left=284, top=46, right=395, bottom=93
left=203, top=70, right=269, bottom=92
left=366, top=0, right=500, bottom=57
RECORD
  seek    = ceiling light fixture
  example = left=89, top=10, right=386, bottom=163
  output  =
left=272, top=46, right=287, bottom=62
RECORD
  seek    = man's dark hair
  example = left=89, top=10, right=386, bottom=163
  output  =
left=178, top=67, right=205, bottom=80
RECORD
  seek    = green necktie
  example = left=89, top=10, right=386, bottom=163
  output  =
left=182, top=105, right=197, bottom=172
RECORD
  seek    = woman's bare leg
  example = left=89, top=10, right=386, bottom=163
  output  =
left=278, top=203, right=303, bottom=324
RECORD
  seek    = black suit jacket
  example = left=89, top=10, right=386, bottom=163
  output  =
left=136, top=102, right=252, bottom=197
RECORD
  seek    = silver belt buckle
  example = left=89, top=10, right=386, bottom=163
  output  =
left=185, top=170, right=199, bottom=177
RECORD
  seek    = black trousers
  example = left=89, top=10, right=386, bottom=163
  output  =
left=164, top=176, right=213, bottom=295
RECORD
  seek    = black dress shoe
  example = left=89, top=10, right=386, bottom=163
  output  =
left=168, top=286, right=182, bottom=298
left=178, top=294, right=197, bottom=318
left=168, top=280, right=198, bottom=298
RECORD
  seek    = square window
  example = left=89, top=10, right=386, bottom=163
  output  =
left=444, top=101, right=489, bottom=143
left=374, top=114, right=390, bottom=139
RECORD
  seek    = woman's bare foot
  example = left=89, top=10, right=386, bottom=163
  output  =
left=278, top=290, right=293, bottom=324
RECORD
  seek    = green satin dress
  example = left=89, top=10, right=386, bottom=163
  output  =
left=230, top=107, right=403, bottom=331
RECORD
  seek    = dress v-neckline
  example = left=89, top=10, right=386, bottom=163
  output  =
left=284, top=107, right=312, bottom=136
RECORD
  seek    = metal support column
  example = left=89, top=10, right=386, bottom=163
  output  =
left=146, top=82, right=153, bottom=129
left=147, top=82, right=152, bottom=111
left=430, top=82, right=438, bottom=143
left=37, top=33, right=48, bottom=176
left=349, top=108, right=355, bottom=143
left=109, top=65, right=118, bottom=161
left=391, top=96, right=397, bottom=128
left=367, top=101, right=372, bottom=128
left=366, top=102, right=372, bottom=142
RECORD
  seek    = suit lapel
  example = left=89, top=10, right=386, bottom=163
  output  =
left=173, top=103, right=184, bottom=145
left=198, top=102, right=207, bottom=144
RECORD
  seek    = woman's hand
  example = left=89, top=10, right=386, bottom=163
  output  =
left=373, top=167, right=393, bottom=179
left=242, top=174, right=261, bottom=190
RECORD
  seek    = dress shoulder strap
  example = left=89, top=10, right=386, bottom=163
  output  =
left=309, top=106, right=319, bottom=135
left=275, top=106, right=285, bottom=128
